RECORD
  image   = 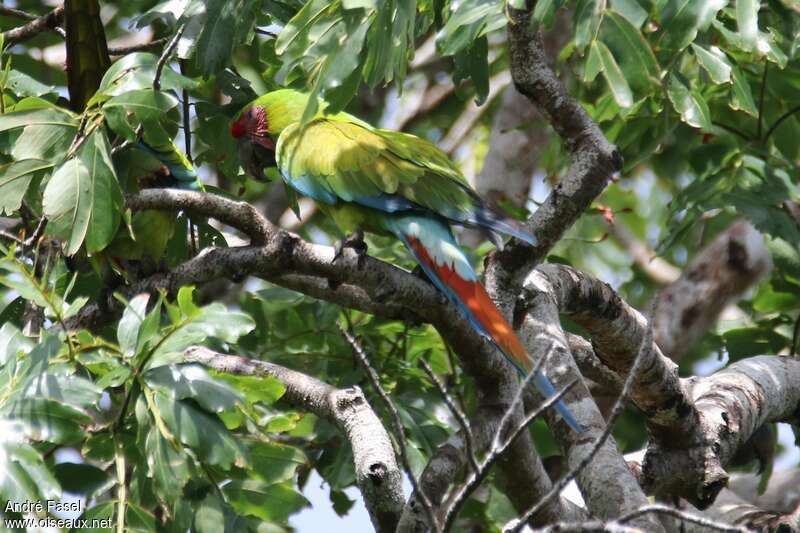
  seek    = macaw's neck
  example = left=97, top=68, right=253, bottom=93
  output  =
left=318, top=203, right=393, bottom=238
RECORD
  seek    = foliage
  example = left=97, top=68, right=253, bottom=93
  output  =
left=0, top=0, right=799, bottom=529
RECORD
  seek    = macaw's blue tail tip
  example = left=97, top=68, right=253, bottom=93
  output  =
left=555, top=402, right=585, bottom=433
left=532, top=371, right=584, bottom=433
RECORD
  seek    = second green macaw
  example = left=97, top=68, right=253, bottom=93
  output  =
left=231, top=89, right=582, bottom=432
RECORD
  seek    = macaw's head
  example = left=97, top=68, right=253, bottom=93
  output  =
left=230, top=89, right=313, bottom=180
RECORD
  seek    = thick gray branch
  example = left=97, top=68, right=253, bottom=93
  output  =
left=533, top=264, right=697, bottom=440
left=486, top=7, right=622, bottom=282
left=184, top=346, right=403, bottom=532
left=643, top=356, right=800, bottom=508
left=653, top=220, right=771, bottom=360
left=517, top=272, right=663, bottom=532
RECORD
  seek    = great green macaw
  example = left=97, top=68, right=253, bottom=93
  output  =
left=231, top=89, right=582, bottom=432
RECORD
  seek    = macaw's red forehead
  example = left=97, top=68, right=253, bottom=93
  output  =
left=230, top=116, right=246, bottom=138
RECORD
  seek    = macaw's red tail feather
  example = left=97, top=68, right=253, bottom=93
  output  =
left=406, top=235, right=531, bottom=373
left=392, top=216, right=583, bottom=432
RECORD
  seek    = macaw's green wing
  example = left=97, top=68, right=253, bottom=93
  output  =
left=275, top=119, right=479, bottom=219
left=375, top=129, right=467, bottom=185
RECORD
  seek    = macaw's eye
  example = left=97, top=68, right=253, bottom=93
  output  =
left=247, top=110, right=254, bottom=120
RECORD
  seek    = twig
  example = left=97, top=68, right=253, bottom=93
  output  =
left=108, top=37, right=169, bottom=56
left=438, top=341, right=554, bottom=530
left=757, top=62, right=768, bottom=140
left=530, top=503, right=752, bottom=533
left=22, top=216, right=48, bottom=253
left=419, top=359, right=479, bottom=473
left=442, top=378, right=577, bottom=532
left=504, top=314, right=654, bottom=533
left=0, top=229, right=24, bottom=245
left=180, top=60, right=193, bottom=165
left=1, top=6, right=64, bottom=46
left=615, top=504, right=752, bottom=533
left=254, top=28, right=277, bottom=38
left=0, top=6, right=38, bottom=20
left=153, top=24, right=186, bottom=92
left=763, top=104, right=800, bottom=143
left=339, top=322, right=441, bottom=533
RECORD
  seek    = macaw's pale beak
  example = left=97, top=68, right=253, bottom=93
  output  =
left=238, top=138, right=277, bottom=181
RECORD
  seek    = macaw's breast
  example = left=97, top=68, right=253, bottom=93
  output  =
left=318, top=202, right=394, bottom=238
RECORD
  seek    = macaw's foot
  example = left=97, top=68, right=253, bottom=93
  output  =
left=411, top=264, right=434, bottom=285
left=332, top=229, right=368, bottom=266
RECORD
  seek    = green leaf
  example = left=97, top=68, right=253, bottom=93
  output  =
left=723, top=327, right=787, bottom=360
left=126, top=502, right=157, bottom=532
left=214, top=373, right=286, bottom=405
left=656, top=0, right=727, bottom=52
left=4, top=398, right=91, bottom=444
left=248, top=439, right=308, bottom=483
left=584, top=40, right=603, bottom=82
left=194, top=493, right=228, bottom=533
left=91, top=53, right=197, bottom=105
left=145, top=427, right=191, bottom=495
left=0, top=108, right=79, bottom=163
left=195, top=0, right=257, bottom=76
left=0, top=108, right=77, bottom=134
left=0, top=297, right=26, bottom=330
left=53, top=462, right=111, bottom=497
left=0, top=159, right=52, bottom=215
left=22, top=372, right=102, bottom=409
left=145, top=364, right=242, bottom=413
left=691, top=44, right=732, bottom=84
left=730, top=67, right=758, bottom=116
left=102, top=89, right=179, bottom=136
left=118, top=294, right=151, bottom=357
left=438, top=0, right=505, bottom=56
left=533, top=0, right=566, bottom=28
left=594, top=41, right=634, bottom=108
left=736, top=0, right=759, bottom=50
left=0, top=441, right=61, bottom=502
left=155, top=391, right=244, bottom=468
left=452, top=36, right=489, bottom=105
left=610, top=0, right=647, bottom=28
left=574, top=0, right=604, bottom=51
left=4, top=70, right=57, bottom=98
left=148, top=303, right=254, bottom=365
left=667, top=73, right=712, bottom=129
left=600, top=12, right=660, bottom=96
left=0, top=323, right=33, bottom=365
left=223, top=480, right=309, bottom=522
left=95, top=365, right=132, bottom=389
left=43, top=130, right=123, bottom=255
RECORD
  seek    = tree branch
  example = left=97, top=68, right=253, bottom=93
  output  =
left=531, top=264, right=696, bottom=440
left=642, top=355, right=800, bottom=507
left=652, top=220, right=771, bottom=360
left=1, top=6, right=64, bottom=47
left=183, top=346, right=404, bottom=532
left=486, top=6, right=622, bottom=283
left=515, top=272, right=663, bottom=530
left=338, top=323, right=440, bottom=532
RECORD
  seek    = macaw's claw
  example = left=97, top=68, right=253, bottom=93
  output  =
left=332, top=229, right=368, bottom=266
